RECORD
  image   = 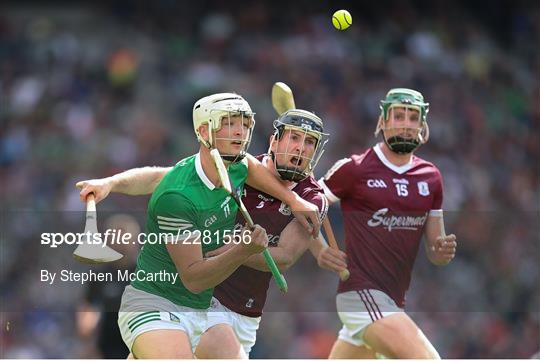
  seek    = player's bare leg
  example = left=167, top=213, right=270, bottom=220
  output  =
left=362, top=313, right=440, bottom=359
left=131, top=329, right=194, bottom=359
left=329, top=339, right=377, bottom=359
left=195, top=324, right=247, bottom=359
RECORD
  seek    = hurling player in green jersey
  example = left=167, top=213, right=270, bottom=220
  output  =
left=77, top=93, right=321, bottom=358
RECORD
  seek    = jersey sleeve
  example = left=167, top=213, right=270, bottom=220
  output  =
left=319, top=157, right=354, bottom=203
left=300, top=188, right=329, bottom=222
left=153, top=191, right=199, bottom=241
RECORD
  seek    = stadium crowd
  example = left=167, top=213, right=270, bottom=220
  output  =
left=1, top=1, right=539, bottom=358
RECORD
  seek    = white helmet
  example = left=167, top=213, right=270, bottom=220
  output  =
left=193, top=93, right=255, bottom=162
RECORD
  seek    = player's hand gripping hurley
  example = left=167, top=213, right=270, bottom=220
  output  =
left=73, top=193, right=123, bottom=263
left=321, top=218, right=350, bottom=281
left=271, top=82, right=350, bottom=281
left=210, top=148, right=288, bottom=293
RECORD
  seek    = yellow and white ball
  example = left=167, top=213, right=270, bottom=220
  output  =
left=332, top=10, right=352, bottom=31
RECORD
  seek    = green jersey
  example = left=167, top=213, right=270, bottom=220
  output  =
left=131, top=152, right=248, bottom=309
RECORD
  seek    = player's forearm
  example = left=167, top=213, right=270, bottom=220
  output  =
left=244, top=248, right=293, bottom=272
left=308, top=234, right=327, bottom=259
left=424, top=214, right=453, bottom=266
left=245, top=220, right=311, bottom=272
left=180, top=246, right=251, bottom=293
left=245, top=154, right=296, bottom=205
left=110, top=167, right=171, bottom=195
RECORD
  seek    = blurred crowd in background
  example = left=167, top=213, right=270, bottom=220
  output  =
left=1, top=0, right=539, bottom=358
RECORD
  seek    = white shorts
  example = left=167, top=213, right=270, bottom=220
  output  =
left=118, top=285, right=207, bottom=353
left=336, top=289, right=403, bottom=347
left=205, top=297, right=261, bottom=356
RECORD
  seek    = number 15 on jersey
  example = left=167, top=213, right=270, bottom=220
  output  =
left=395, top=184, right=408, bottom=197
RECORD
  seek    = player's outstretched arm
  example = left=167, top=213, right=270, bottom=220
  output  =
left=309, top=234, right=348, bottom=274
left=76, top=166, right=171, bottom=203
left=168, top=225, right=268, bottom=293
left=424, top=213, right=457, bottom=266
left=244, top=154, right=320, bottom=237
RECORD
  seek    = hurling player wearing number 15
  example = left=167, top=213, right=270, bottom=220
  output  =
left=319, top=88, right=458, bottom=359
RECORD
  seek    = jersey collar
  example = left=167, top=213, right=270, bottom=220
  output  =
left=195, top=152, right=216, bottom=190
left=373, top=143, right=413, bottom=174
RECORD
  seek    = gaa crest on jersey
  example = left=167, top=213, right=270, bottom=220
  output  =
left=417, top=181, right=430, bottom=196
left=204, top=214, right=218, bottom=227
left=367, top=179, right=387, bottom=188
left=278, top=202, right=291, bottom=216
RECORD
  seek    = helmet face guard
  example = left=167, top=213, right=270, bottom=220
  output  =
left=270, top=109, right=329, bottom=182
left=193, top=93, right=255, bottom=163
left=375, top=88, right=430, bottom=154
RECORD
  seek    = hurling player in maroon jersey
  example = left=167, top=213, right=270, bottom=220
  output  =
left=77, top=109, right=348, bottom=358
left=198, top=109, right=347, bottom=358
left=319, top=88, right=457, bottom=359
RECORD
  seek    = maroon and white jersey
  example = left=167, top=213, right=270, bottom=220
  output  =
left=319, top=144, right=443, bottom=307
left=213, top=155, right=328, bottom=317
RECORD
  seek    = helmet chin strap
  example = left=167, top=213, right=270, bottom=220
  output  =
left=221, top=153, right=246, bottom=163
left=277, top=167, right=307, bottom=182
left=383, top=134, right=421, bottom=154
left=269, top=151, right=308, bottom=182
